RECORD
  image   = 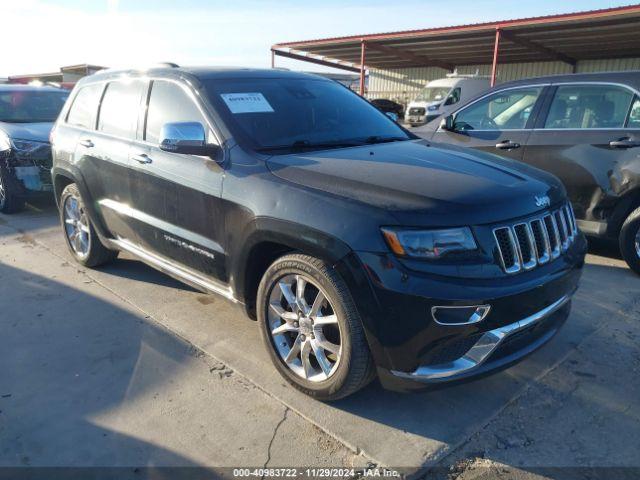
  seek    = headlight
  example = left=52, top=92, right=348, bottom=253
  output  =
left=381, top=227, right=477, bottom=259
left=11, top=139, right=49, bottom=156
left=427, top=104, right=441, bottom=112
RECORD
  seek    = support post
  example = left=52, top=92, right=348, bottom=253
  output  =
left=271, top=50, right=275, bottom=69
left=491, top=28, right=501, bottom=87
left=359, top=40, right=366, bottom=97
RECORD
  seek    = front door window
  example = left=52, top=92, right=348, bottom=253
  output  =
left=453, top=87, right=543, bottom=131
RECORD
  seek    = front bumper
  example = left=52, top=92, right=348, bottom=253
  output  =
left=390, top=293, right=570, bottom=383
left=405, top=113, right=440, bottom=125
left=347, top=233, right=586, bottom=391
left=0, top=147, right=53, bottom=196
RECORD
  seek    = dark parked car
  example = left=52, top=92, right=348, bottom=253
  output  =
left=0, top=84, right=69, bottom=213
left=417, top=71, right=640, bottom=275
left=51, top=66, right=585, bottom=400
left=370, top=98, right=404, bottom=118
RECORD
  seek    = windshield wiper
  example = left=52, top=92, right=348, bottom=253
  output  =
left=363, top=136, right=408, bottom=145
left=257, top=139, right=363, bottom=153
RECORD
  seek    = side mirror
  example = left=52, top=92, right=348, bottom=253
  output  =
left=159, top=122, right=220, bottom=157
left=385, top=111, right=399, bottom=122
left=440, top=115, right=456, bottom=131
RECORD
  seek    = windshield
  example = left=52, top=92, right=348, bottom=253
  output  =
left=0, top=89, right=69, bottom=123
left=204, top=78, right=411, bottom=153
left=415, top=86, right=451, bottom=102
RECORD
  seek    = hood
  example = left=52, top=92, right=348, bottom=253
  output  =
left=0, top=122, right=53, bottom=143
left=266, top=140, right=566, bottom=227
left=409, top=100, right=441, bottom=109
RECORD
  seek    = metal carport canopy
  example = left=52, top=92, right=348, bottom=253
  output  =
left=271, top=4, right=640, bottom=93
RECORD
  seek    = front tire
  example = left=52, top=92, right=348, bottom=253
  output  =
left=60, top=183, right=118, bottom=267
left=0, top=166, right=26, bottom=214
left=619, top=206, right=640, bottom=276
left=257, top=254, right=375, bottom=400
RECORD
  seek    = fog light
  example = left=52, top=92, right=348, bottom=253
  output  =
left=431, top=305, right=491, bottom=326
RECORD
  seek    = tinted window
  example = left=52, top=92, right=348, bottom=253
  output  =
left=145, top=81, right=207, bottom=144
left=97, top=80, right=145, bottom=138
left=454, top=87, right=542, bottom=131
left=204, top=78, right=410, bottom=152
left=628, top=96, right=640, bottom=128
left=0, top=89, right=68, bottom=123
left=544, top=84, right=634, bottom=129
left=67, top=84, right=103, bottom=129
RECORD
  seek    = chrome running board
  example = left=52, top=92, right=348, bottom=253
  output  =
left=391, top=294, right=571, bottom=382
left=110, top=238, right=238, bottom=303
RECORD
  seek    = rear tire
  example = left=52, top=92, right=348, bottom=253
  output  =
left=257, top=253, right=375, bottom=401
left=60, top=183, right=118, bottom=268
left=0, top=167, right=26, bottom=214
left=619, top=206, right=640, bottom=276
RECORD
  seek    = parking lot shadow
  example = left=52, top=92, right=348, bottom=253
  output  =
left=98, top=258, right=200, bottom=292
left=587, top=236, right=623, bottom=261
left=0, top=261, right=221, bottom=475
left=0, top=200, right=60, bottom=237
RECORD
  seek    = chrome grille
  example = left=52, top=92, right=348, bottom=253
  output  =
left=493, top=203, right=578, bottom=274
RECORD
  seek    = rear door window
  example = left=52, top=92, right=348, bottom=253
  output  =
left=66, top=84, right=104, bottom=129
left=544, top=84, right=634, bottom=129
left=144, top=80, right=208, bottom=144
left=454, top=87, right=543, bottom=131
left=97, top=80, right=145, bottom=139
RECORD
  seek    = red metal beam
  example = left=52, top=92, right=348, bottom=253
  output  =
left=491, top=28, right=501, bottom=87
left=359, top=40, right=366, bottom=96
left=271, top=48, right=361, bottom=73
left=499, top=29, right=576, bottom=66
left=365, top=42, right=454, bottom=71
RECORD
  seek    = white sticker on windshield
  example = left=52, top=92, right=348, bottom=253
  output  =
left=220, top=92, right=274, bottom=113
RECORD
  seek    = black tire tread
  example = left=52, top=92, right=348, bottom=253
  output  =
left=619, top=206, right=640, bottom=276
left=258, top=253, right=376, bottom=400
left=60, top=184, right=118, bottom=268
left=0, top=167, right=26, bottom=214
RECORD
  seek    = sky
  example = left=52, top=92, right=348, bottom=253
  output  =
left=1, top=0, right=634, bottom=77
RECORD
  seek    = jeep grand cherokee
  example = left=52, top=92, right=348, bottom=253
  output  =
left=50, top=66, right=586, bottom=400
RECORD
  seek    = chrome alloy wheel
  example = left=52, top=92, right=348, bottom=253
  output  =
left=63, top=194, right=91, bottom=258
left=268, top=274, right=342, bottom=382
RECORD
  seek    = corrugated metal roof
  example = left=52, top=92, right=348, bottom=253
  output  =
left=272, top=4, right=640, bottom=70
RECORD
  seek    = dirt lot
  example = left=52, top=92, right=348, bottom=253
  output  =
left=1, top=201, right=639, bottom=479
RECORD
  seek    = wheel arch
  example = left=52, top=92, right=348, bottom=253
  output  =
left=606, top=187, right=640, bottom=238
left=52, top=166, right=111, bottom=241
left=231, top=218, right=352, bottom=319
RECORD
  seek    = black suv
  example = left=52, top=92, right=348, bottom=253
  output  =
left=0, top=84, right=69, bottom=213
left=51, top=66, right=586, bottom=400
left=419, top=71, right=640, bottom=274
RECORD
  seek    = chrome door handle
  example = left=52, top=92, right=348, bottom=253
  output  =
left=78, top=139, right=94, bottom=148
left=132, top=153, right=152, bottom=164
left=495, top=140, right=521, bottom=150
left=609, top=138, right=640, bottom=149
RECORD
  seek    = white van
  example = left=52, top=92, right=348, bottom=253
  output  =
left=405, top=74, right=490, bottom=126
